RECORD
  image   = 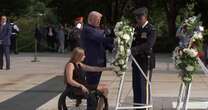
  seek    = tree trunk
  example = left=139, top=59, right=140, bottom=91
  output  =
left=165, top=0, right=177, bottom=38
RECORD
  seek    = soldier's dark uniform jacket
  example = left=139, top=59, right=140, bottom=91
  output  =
left=131, top=7, right=156, bottom=109
left=131, top=22, right=156, bottom=69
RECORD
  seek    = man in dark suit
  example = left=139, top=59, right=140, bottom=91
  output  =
left=80, top=11, right=114, bottom=110
left=0, top=16, right=12, bottom=70
left=81, top=11, right=114, bottom=86
left=131, top=7, right=156, bottom=110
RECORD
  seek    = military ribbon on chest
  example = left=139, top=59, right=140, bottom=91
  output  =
left=141, top=32, right=147, bottom=39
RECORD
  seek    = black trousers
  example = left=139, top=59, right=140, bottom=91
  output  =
left=86, top=72, right=102, bottom=110
left=0, top=44, right=3, bottom=69
left=0, top=45, right=10, bottom=69
left=47, top=36, right=56, bottom=51
left=132, top=57, right=152, bottom=110
left=11, top=36, right=18, bottom=54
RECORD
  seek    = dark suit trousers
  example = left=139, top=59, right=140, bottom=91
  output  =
left=86, top=72, right=102, bottom=110
left=132, top=57, right=152, bottom=110
left=0, top=45, right=3, bottom=69
left=0, top=45, right=10, bottom=69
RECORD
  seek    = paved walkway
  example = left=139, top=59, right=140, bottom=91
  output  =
left=0, top=53, right=208, bottom=110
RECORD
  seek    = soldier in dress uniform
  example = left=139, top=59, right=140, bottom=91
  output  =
left=131, top=7, right=156, bottom=110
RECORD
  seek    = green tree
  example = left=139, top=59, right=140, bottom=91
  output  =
left=0, top=0, right=31, bottom=16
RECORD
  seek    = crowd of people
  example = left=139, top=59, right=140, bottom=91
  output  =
left=35, top=17, right=84, bottom=53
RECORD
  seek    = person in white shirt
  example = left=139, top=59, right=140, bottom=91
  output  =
left=10, top=20, right=20, bottom=54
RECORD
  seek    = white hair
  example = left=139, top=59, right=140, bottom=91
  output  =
left=88, top=11, right=102, bottom=25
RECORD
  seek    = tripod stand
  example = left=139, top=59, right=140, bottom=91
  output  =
left=115, top=54, right=153, bottom=110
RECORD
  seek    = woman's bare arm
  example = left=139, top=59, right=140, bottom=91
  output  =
left=66, top=63, right=83, bottom=88
left=80, top=63, right=113, bottom=72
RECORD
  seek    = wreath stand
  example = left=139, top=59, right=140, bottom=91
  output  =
left=176, top=82, right=192, bottom=110
left=115, top=55, right=153, bottom=110
left=176, top=57, right=208, bottom=110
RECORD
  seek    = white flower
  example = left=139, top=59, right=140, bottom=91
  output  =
left=185, top=65, right=194, bottom=72
left=115, top=22, right=123, bottom=29
left=117, top=38, right=120, bottom=44
left=198, top=26, right=204, bottom=32
left=122, top=34, right=130, bottom=41
left=189, top=49, right=198, bottom=57
left=118, top=59, right=125, bottom=65
left=129, top=28, right=133, bottom=32
left=183, top=48, right=198, bottom=57
left=192, top=32, right=203, bottom=40
left=118, top=31, right=123, bottom=36
left=185, top=16, right=197, bottom=24
left=130, top=31, right=134, bottom=36
left=119, top=46, right=125, bottom=53
left=122, top=64, right=127, bottom=69
left=189, top=16, right=197, bottom=23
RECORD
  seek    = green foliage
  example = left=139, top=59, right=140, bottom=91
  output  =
left=0, top=0, right=31, bottom=16
left=14, top=0, right=58, bottom=52
left=1, top=0, right=208, bottom=52
left=16, top=17, right=36, bottom=52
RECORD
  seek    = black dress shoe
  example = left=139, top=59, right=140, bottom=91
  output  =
left=6, top=67, right=10, bottom=70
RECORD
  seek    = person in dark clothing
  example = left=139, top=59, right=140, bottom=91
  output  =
left=64, top=24, right=71, bottom=51
left=81, top=11, right=114, bottom=86
left=57, top=25, right=65, bottom=53
left=70, top=17, right=84, bottom=50
left=0, top=16, right=12, bottom=70
left=64, top=47, right=114, bottom=110
left=131, top=7, right=156, bottom=110
left=10, top=20, right=19, bottom=54
left=81, top=11, right=114, bottom=110
left=204, top=34, right=208, bottom=67
left=46, top=25, right=56, bottom=52
left=34, top=25, right=42, bottom=51
left=70, top=27, right=81, bottom=49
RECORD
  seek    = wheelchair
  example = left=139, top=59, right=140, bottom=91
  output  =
left=58, top=86, right=108, bottom=110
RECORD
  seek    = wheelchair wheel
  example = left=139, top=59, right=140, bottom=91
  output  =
left=58, top=87, right=86, bottom=110
left=87, top=90, right=109, bottom=110
left=58, top=88, right=108, bottom=110
left=58, top=88, right=68, bottom=110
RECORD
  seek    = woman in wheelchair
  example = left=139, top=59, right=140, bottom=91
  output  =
left=59, top=47, right=114, bottom=110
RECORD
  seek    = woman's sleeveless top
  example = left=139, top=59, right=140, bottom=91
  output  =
left=64, top=62, right=86, bottom=86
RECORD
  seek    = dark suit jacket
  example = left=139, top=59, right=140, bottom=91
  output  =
left=81, top=24, right=114, bottom=67
left=0, top=23, right=12, bottom=46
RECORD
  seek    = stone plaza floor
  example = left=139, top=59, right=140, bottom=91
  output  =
left=0, top=53, right=208, bottom=110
